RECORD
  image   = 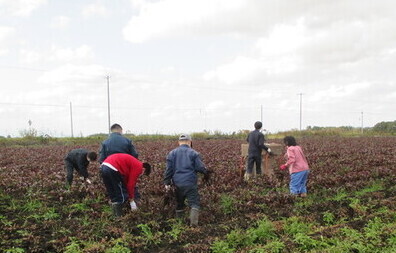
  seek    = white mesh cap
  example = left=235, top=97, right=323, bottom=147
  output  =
left=179, top=134, right=192, bottom=141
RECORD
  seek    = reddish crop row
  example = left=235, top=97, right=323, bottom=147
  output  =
left=0, top=137, right=395, bottom=252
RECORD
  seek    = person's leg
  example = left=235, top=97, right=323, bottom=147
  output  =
left=299, top=170, right=310, bottom=196
left=255, top=155, right=262, bottom=175
left=247, top=155, right=255, bottom=174
left=100, top=166, right=128, bottom=204
left=65, top=160, right=74, bottom=187
left=185, top=185, right=200, bottom=226
left=289, top=172, right=300, bottom=195
left=175, top=186, right=186, bottom=218
left=134, top=186, right=141, bottom=201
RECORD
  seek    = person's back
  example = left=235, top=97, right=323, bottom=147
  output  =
left=247, top=129, right=265, bottom=155
left=166, top=144, right=205, bottom=187
left=163, top=134, right=207, bottom=226
left=66, top=148, right=88, bottom=164
left=64, top=148, right=97, bottom=187
left=246, top=121, right=270, bottom=177
left=99, top=124, right=138, bottom=163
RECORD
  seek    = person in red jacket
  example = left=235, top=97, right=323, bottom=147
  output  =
left=101, top=153, right=151, bottom=217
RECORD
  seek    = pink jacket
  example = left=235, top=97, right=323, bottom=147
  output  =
left=285, top=146, right=309, bottom=174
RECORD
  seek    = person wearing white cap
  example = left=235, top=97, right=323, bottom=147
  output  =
left=163, top=134, right=208, bottom=226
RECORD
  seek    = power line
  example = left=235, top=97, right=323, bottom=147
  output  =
left=0, top=65, right=48, bottom=72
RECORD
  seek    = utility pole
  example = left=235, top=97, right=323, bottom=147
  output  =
left=260, top=105, right=263, bottom=123
left=70, top=102, right=74, bottom=137
left=106, top=75, right=111, bottom=134
left=298, top=93, right=303, bottom=131
left=361, top=111, right=364, bottom=134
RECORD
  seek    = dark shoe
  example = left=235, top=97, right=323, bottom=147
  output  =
left=111, top=203, right=123, bottom=217
left=175, top=209, right=185, bottom=219
left=189, top=208, right=199, bottom=226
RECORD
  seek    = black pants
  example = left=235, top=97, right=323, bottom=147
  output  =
left=175, top=185, right=200, bottom=210
left=65, top=160, right=80, bottom=185
left=100, top=165, right=140, bottom=203
left=247, top=154, right=262, bottom=174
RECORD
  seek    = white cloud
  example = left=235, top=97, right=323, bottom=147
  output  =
left=20, top=45, right=94, bottom=64
left=38, top=64, right=109, bottom=85
left=50, top=16, right=71, bottom=29
left=0, top=26, right=15, bottom=55
left=204, top=56, right=264, bottom=85
left=19, top=49, right=41, bottom=64
left=82, top=3, right=108, bottom=18
left=49, top=45, right=94, bottom=62
left=0, top=0, right=47, bottom=17
left=123, top=0, right=247, bottom=43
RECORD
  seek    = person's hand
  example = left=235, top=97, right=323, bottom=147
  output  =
left=203, top=169, right=213, bottom=182
left=267, top=148, right=272, bottom=153
left=130, top=200, right=138, bottom=211
left=280, top=164, right=287, bottom=170
left=165, top=185, right=171, bottom=192
left=85, top=179, right=92, bottom=184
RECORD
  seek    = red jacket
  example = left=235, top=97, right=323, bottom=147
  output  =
left=103, top=153, right=143, bottom=200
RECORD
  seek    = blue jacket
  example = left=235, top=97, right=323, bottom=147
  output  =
left=99, top=132, right=139, bottom=163
left=164, top=144, right=207, bottom=187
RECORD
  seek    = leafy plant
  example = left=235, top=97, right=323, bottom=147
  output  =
left=220, top=194, right=236, bottom=215
left=322, top=211, right=335, bottom=225
left=167, top=220, right=184, bottom=242
left=64, top=238, right=83, bottom=253
left=105, top=238, right=131, bottom=253
left=211, top=240, right=235, bottom=253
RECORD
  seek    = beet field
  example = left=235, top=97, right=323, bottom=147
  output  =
left=1, top=137, right=396, bottom=252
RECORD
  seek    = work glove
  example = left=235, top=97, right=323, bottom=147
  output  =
left=165, top=185, right=171, bottom=192
left=280, top=164, right=287, bottom=170
left=203, top=169, right=213, bottom=184
left=130, top=200, right=138, bottom=211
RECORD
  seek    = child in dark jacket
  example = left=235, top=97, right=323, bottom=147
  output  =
left=64, top=148, right=97, bottom=187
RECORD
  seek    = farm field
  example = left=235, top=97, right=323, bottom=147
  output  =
left=1, top=136, right=396, bottom=252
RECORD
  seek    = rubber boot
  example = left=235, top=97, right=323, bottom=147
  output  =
left=189, top=208, right=199, bottom=226
left=244, top=173, right=252, bottom=182
left=111, top=203, right=123, bottom=217
left=175, top=209, right=185, bottom=219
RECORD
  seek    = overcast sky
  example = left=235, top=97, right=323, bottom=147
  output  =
left=0, top=0, right=395, bottom=137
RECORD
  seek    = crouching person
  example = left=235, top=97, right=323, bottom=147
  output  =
left=163, top=134, right=208, bottom=226
left=65, top=148, right=97, bottom=188
left=100, top=153, right=151, bottom=217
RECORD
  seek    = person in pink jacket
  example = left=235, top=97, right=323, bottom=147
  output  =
left=280, top=136, right=310, bottom=197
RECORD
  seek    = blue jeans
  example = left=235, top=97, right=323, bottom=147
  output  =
left=290, top=170, right=309, bottom=195
left=175, top=185, right=200, bottom=210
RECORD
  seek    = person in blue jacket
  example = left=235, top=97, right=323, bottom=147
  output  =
left=99, top=123, right=141, bottom=200
left=163, top=134, right=208, bottom=226
left=99, top=123, right=138, bottom=163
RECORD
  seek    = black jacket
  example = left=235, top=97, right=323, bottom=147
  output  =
left=65, top=148, right=90, bottom=178
left=246, top=129, right=269, bottom=155
left=99, top=132, right=139, bottom=163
